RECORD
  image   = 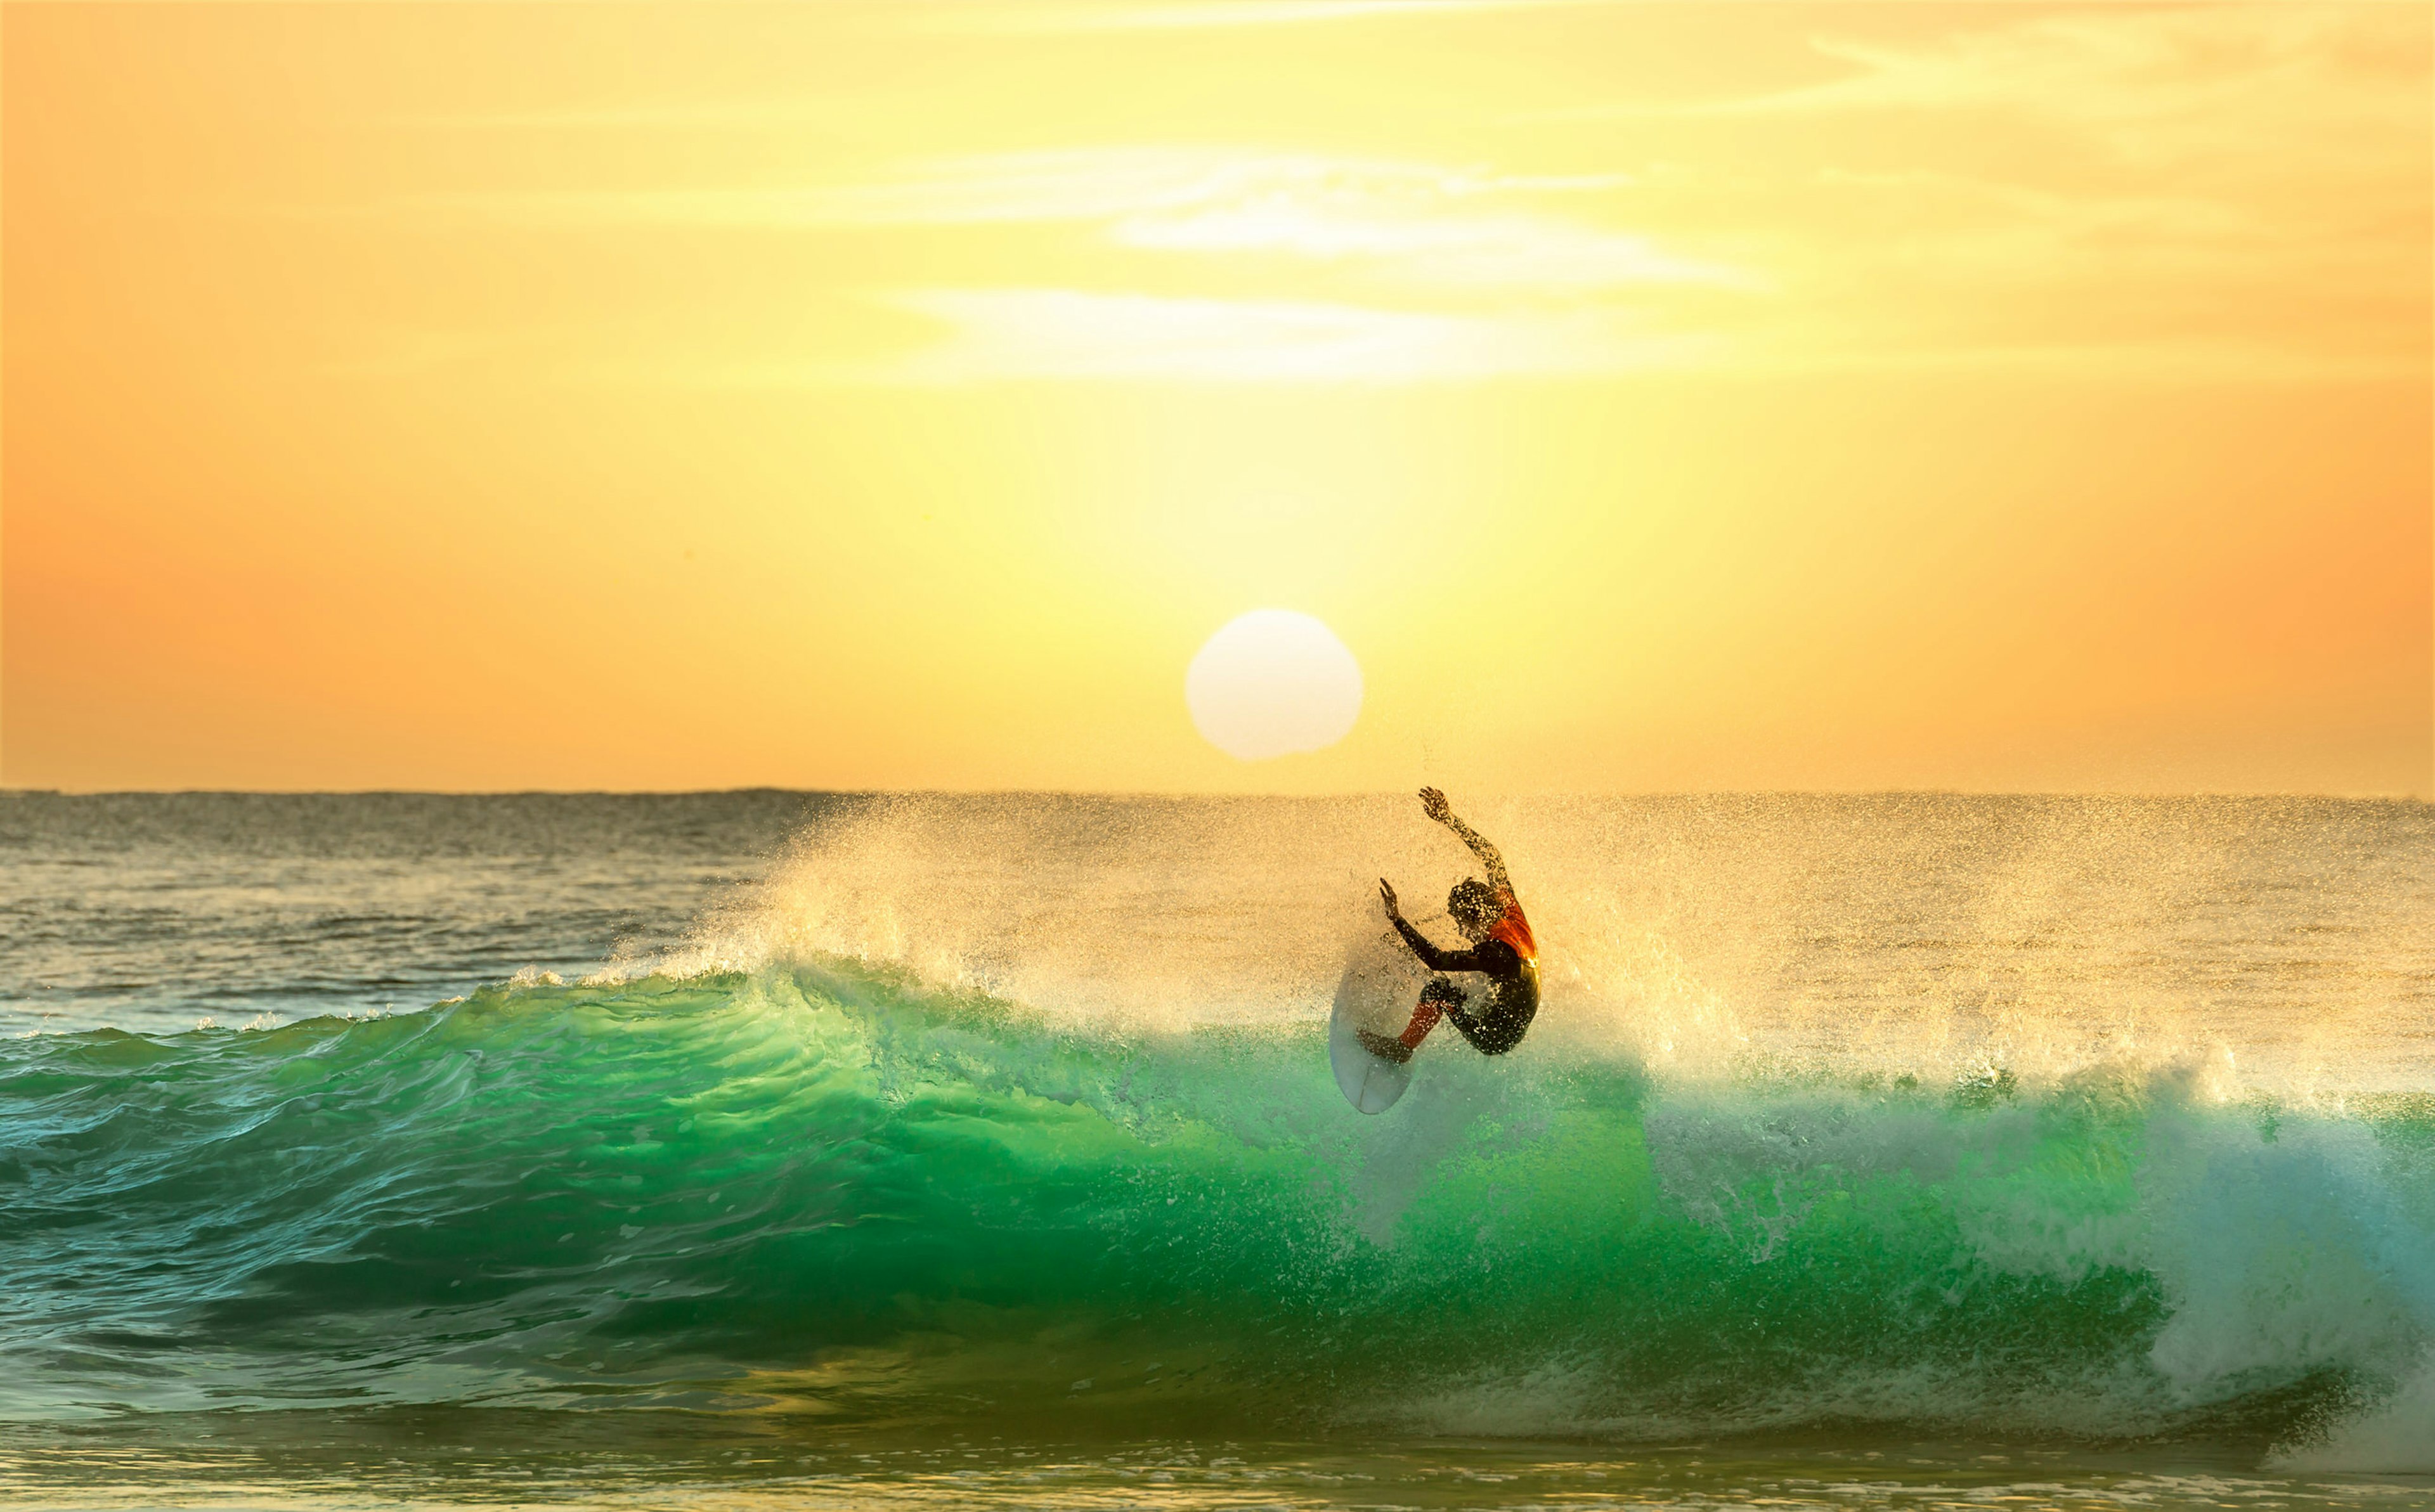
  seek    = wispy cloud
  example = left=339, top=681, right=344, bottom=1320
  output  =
left=351, top=6, right=2421, bottom=388
left=413, top=147, right=1745, bottom=299
left=1610, top=3, right=2426, bottom=155
left=1103, top=161, right=1750, bottom=292
left=415, top=146, right=1748, bottom=380
left=802, top=149, right=1638, bottom=230
left=847, top=289, right=1713, bottom=383
left=1504, top=4, right=2429, bottom=379
left=409, top=101, right=843, bottom=132
left=921, top=0, right=1580, bottom=34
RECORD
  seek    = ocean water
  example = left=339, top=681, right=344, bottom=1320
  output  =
left=3, top=791, right=2432, bottom=1509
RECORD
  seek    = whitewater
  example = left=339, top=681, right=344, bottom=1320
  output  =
left=2, top=791, right=2431, bottom=1509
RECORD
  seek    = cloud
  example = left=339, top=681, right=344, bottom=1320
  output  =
left=418, top=147, right=1746, bottom=299
left=354, top=6, right=2420, bottom=388
left=877, top=288, right=1715, bottom=382
left=1104, top=162, right=1752, bottom=293
left=796, top=148, right=1637, bottom=229
left=342, top=144, right=1753, bottom=384
left=649, top=288, right=1711, bottom=385
left=919, top=0, right=1580, bottom=34
left=1649, top=3, right=2426, bottom=161
left=1505, top=4, right=2428, bottom=379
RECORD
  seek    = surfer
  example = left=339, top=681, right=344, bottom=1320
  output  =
left=1362, top=788, right=1539, bottom=1062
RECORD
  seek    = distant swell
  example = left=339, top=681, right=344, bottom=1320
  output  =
left=2, top=960, right=2430, bottom=1461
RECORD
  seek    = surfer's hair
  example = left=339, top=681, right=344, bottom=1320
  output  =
left=1448, top=878, right=1500, bottom=936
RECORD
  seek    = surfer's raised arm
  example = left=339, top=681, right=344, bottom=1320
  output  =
left=1419, top=787, right=1510, bottom=898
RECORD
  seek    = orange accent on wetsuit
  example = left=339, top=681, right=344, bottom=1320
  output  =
left=1397, top=893, right=1536, bottom=1050
left=1488, top=901, right=1536, bottom=962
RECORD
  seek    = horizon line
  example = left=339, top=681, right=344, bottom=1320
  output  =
left=3, top=785, right=2427, bottom=803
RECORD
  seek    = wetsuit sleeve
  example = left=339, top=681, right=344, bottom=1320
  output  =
left=1432, top=941, right=1517, bottom=976
left=1389, top=914, right=1460, bottom=970
left=1389, top=918, right=1515, bottom=977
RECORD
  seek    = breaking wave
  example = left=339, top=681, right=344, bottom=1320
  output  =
left=2, top=958, right=2429, bottom=1468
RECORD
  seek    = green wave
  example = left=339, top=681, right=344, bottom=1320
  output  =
left=2, top=960, right=2429, bottom=1444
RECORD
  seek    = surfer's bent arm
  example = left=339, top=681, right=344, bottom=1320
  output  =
left=1420, top=788, right=1510, bottom=897
left=1388, top=914, right=1509, bottom=976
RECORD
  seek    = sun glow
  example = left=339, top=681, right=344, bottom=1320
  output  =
left=1186, top=612, right=1365, bottom=761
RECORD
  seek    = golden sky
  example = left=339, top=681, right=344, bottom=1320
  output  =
left=4, top=1, right=2429, bottom=794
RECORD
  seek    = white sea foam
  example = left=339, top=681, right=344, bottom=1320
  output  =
left=2278, top=1350, right=2435, bottom=1471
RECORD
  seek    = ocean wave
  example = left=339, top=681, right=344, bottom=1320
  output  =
left=1, top=959, right=2428, bottom=1459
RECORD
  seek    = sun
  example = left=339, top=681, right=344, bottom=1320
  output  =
left=1185, top=610, right=1364, bottom=761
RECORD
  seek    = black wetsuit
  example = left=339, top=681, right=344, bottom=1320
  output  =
left=1389, top=916, right=1540, bottom=1056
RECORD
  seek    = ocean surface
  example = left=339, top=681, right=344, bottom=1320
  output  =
left=3, top=790, right=2432, bottom=1509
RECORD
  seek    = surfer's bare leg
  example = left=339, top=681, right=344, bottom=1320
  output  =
left=1360, top=977, right=1462, bottom=1063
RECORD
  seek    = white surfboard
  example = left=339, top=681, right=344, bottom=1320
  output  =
left=1328, top=917, right=1438, bottom=1115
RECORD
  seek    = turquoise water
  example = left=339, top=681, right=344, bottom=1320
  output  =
left=3, top=793, right=2431, bottom=1506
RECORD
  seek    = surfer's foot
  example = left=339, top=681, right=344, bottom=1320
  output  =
left=1357, top=1030, right=1413, bottom=1064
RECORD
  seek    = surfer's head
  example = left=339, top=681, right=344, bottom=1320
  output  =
left=1448, top=879, right=1500, bottom=940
